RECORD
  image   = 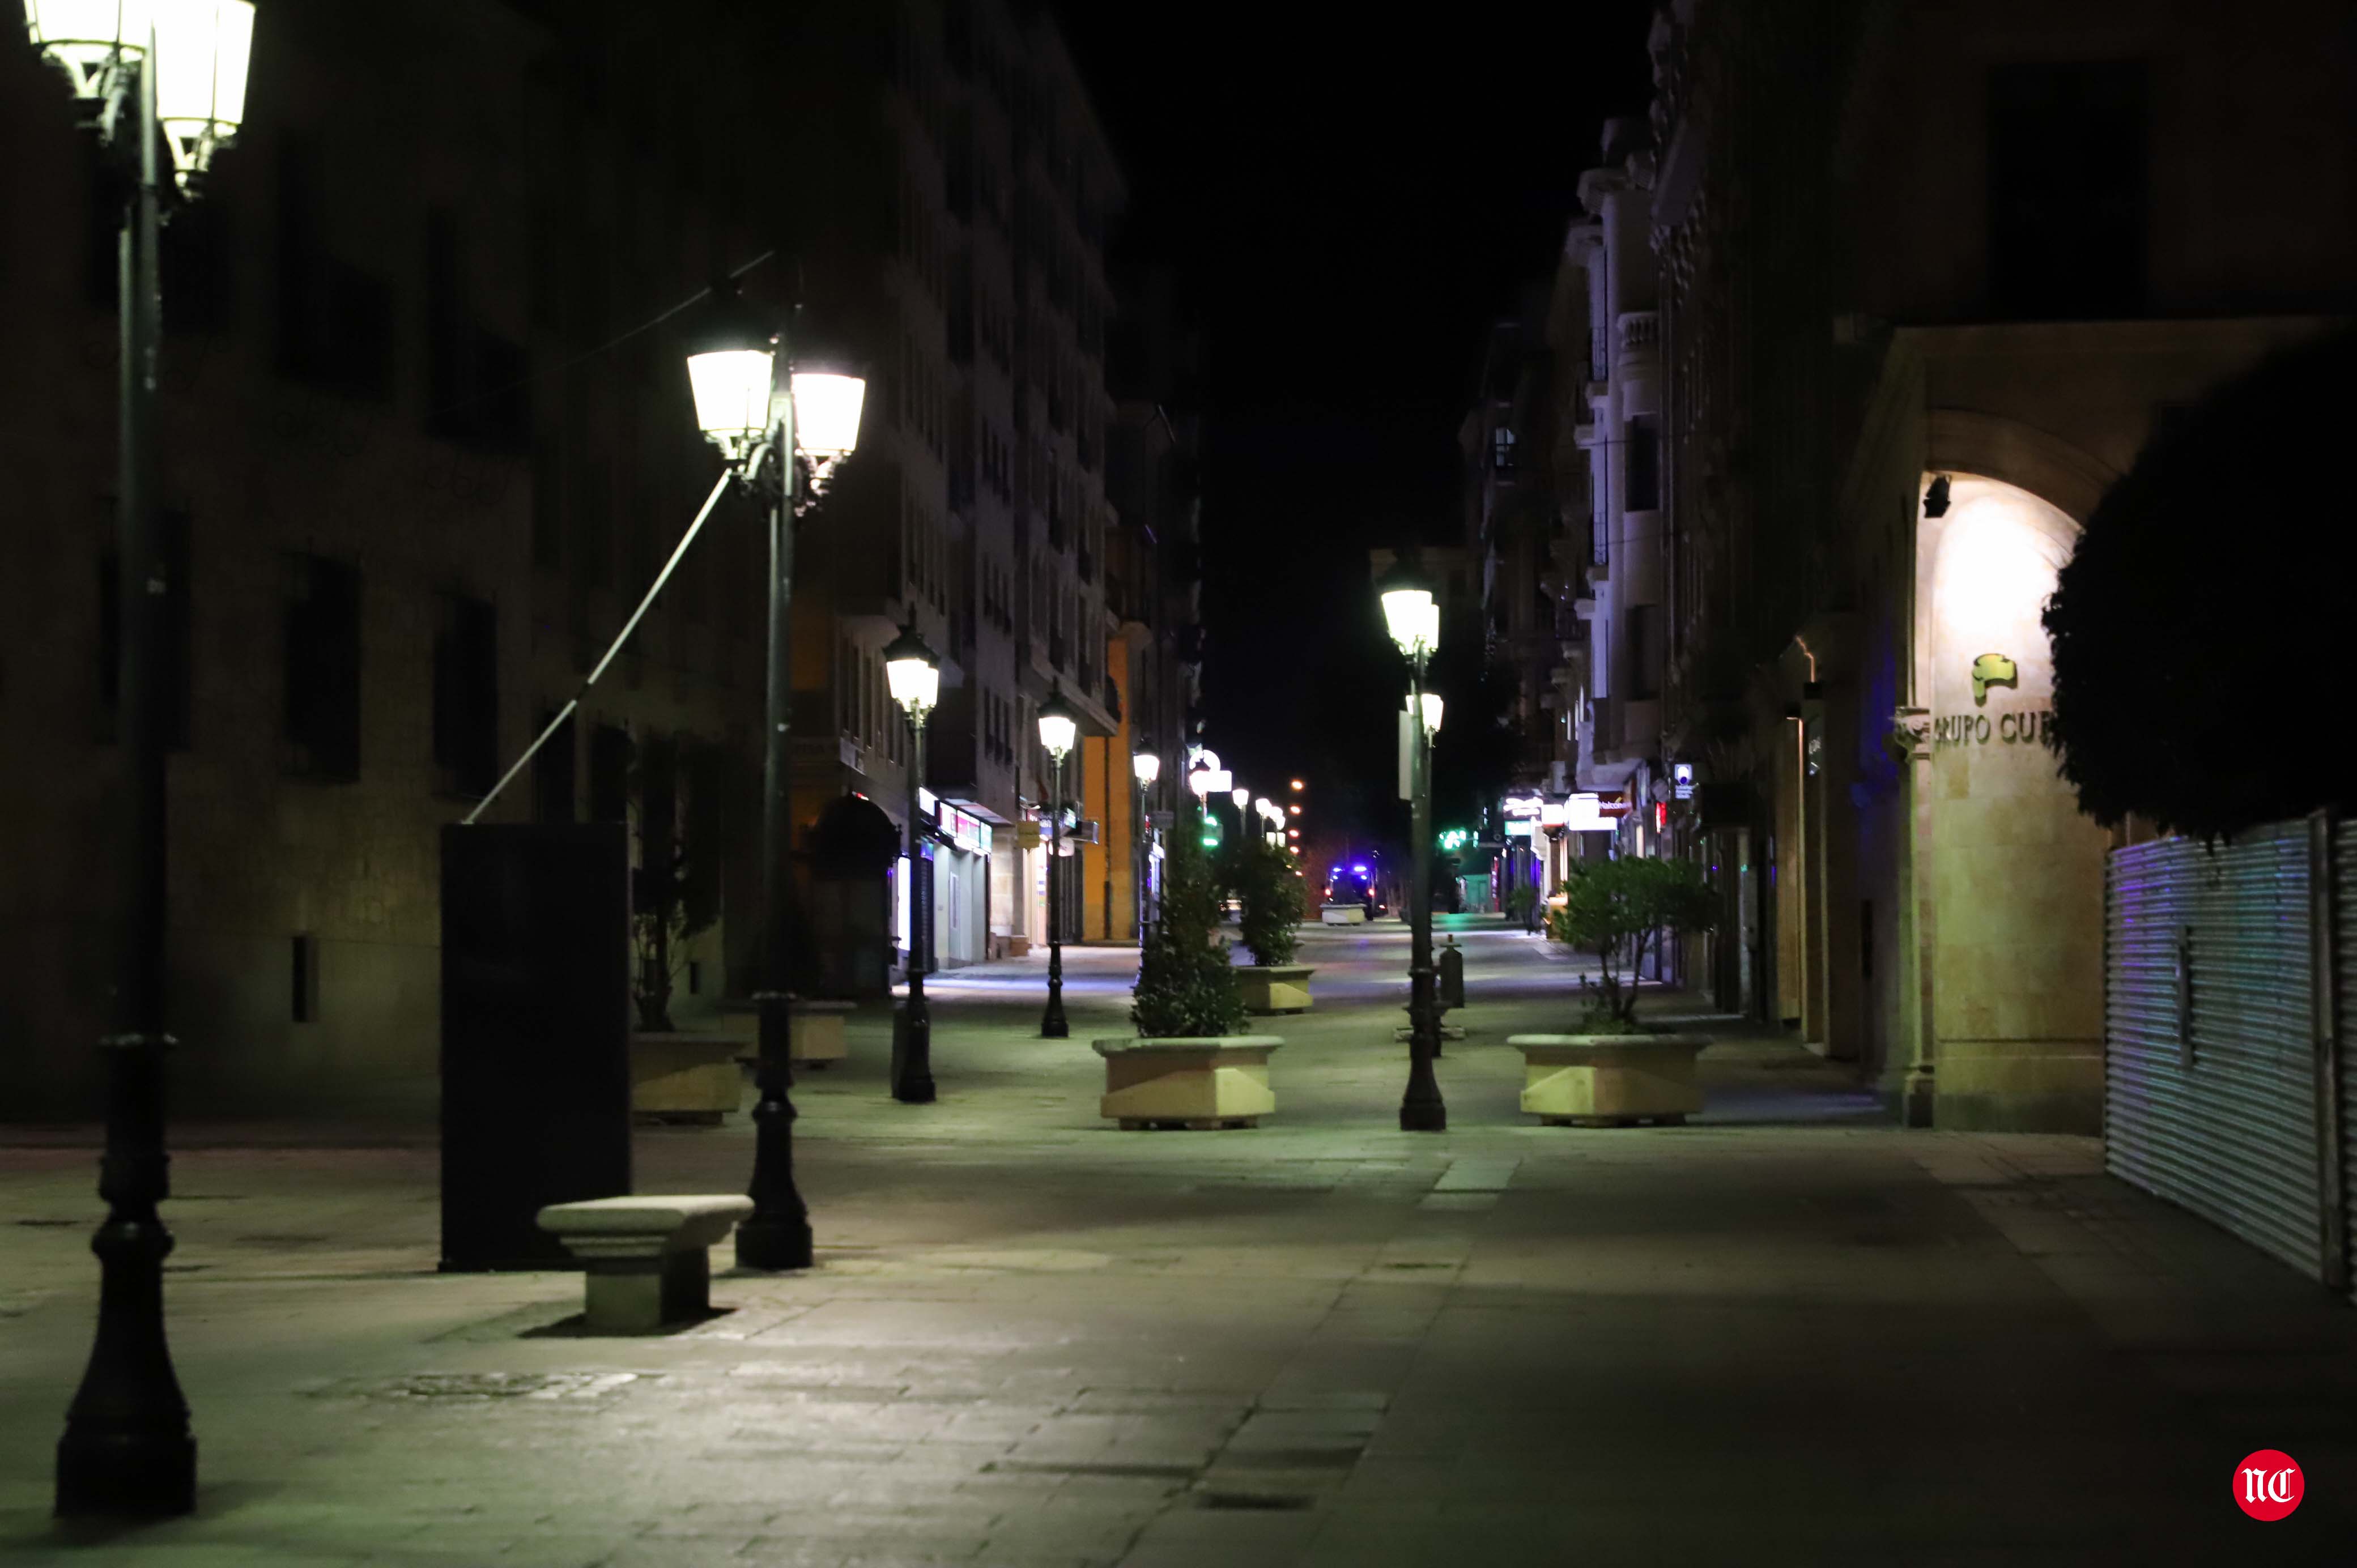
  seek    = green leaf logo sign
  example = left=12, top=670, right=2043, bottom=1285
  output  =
left=1971, top=653, right=2018, bottom=705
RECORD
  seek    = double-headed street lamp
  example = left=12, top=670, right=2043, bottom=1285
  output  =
left=685, top=283, right=865, bottom=1271
left=1131, top=748, right=1160, bottom=945
left=1380, top=559, right=1447, bottom=1132
left=884, top=624, right=940, bottom=1104
left=1037, top=689, right=1078, bottom=1038
left=25, top=0, right=254, bottom=1520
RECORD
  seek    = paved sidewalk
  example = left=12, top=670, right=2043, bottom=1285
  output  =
left=3, top=922, right=2352, bottom=1564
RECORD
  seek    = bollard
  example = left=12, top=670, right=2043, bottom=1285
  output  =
left=1438, top=935, right=1465, bottom=1011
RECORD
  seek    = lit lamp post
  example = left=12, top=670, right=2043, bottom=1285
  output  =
left=1379, top=559, right=1447, bottom=1132
left=1131, top=748, right=1160, bottom=945
left=884, top=623, right=939, bottom=1104
left=25, top=0, right=254, bottom=1520
left=1037, top=688, right=1078, bottom=1038
left=685, top=282, right=865, bottom=1271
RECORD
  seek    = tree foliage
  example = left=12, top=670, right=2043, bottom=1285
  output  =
left=1131, top=800, right=1246, bottom=1038
left=629, top=733, right=722, bottom=1033
left=2045, top=326, right=2357, bottom=838
left=1231, top=836, right=1305, bottom=967
left=1544, top=856, right=1716, bottom=1029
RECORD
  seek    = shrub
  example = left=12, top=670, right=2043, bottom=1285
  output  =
left=2044, top=325, right=2357, bottom=838
left=1545, top=855, right=1716, bottom=1029
left=1131, top=800, right=1246, bottom=1038
left=1232, top=837, right=1305, bottom=967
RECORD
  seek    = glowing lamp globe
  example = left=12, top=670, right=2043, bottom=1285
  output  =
left=790, top=371, right=865, bottom=460
left=1036, top=689, right=1078, bottom=761
left=684, top=283, right=777, bottom=461
left=1376, top=558, right=1439, bottom=658
left=882, top=623, right=939, bottom=719
left=1420, top=692, right=1444, bottom=735
left=154, top=0, right=252, bottom=188
left=1131, top=751, right=1161, bottom=786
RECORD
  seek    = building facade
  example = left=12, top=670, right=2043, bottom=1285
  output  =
left=0, top=0, right=1170, bottom=1120
left=1613, top=0, right=2356, bottom=1130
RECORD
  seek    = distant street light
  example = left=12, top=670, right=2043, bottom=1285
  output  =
left=27, top=0, right=255, bottom=1520
left=1037, top=689, right=1078, bottom=1038
left=1377, top=556, right=1446, bottom=1132
left=1131, top=749, right=1161, bottom=945
left=884, top=623, right=940, bottom=1105
left=684, top=280, right=865, bottom=1275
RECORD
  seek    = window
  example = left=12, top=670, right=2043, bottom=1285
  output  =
left=1627, top=604, right=1662, bottom=700
left=291, top=934, right=317, bottom=1024
left=1988, top=62, right=2148, bottom=319
left=96, top=507, right=192, bottom=751
left=1492, top=425, right=1517, bottom=474
left=432, top=594, right=499, bottom=799
left=1623, top=416, right=1659, bottom=512
left=534, top=706, right=576, bottom=823
left=274, top=135, right=393, bottom=400
left=284, top=553, right=361, bottom=781
left=588, top=723, right=631, bottom=824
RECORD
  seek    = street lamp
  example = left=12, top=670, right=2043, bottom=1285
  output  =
left=1377, top=556, right=1446, bottom=1132
left=884, top=623, right=939, bottom=1105
left=1131, top=748, right=1161, bottom=945
left=27, top=0, right=254, bottom=1520
left=685, top=279, right=865, bottom=1272
left=1037, top=688, right=1078, bottom=1038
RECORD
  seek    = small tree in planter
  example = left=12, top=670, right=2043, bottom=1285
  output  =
left=1545, top=855, right=1716, bottom=1033
left=1101, top=799, right=1274, bottom=1128
left=1230, top=836, right=1314, bottom=1015
left=1131, top=800, right=1246, bottom=1037
left=629, top=734, right=721, bottom=1033
left=1234, top=838, right=1304, bottom=965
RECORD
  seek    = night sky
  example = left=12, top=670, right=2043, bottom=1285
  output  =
left=1055, top=6, right=1657, bottom=841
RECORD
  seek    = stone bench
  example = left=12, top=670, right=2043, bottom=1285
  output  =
left=537, top=1195, right=752, bottom=1333
left=1508, top=1034, right=1709, bottom=1126
left=1319, top=903, right=1369, bottom=925
left=1092, top=1037, right=1282, bottom=1129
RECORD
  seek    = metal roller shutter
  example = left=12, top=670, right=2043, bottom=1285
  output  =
left=2336, top=820, right=2357, bottom=1302
left=2105, top=824, right=2322, bottom=1280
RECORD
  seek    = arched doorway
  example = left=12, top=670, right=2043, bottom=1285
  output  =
left=1917, top=474, right=2109, bottom=1130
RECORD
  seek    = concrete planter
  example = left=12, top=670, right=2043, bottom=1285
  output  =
left=1091, top=1037, right=1283, bottom=1129
left=1508, top=1033, right=1709, bottom=1126
left=1237, top=964, right=1314, bottom=1015
left=631, top=1034, right=747, bottom=1124
left=788, top=1000, right=853, bottom=1067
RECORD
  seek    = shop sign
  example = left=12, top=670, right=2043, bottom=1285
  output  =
left=1672, top=762, right=1695, bottom=800
left=1933, top=708, right=2053, bottom=749
left=938, top=803, right=991, bottom=857
left=1502, top=794, right=1546, bottom=819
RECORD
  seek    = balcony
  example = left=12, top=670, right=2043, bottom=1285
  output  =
left=1614, top=311, right=1659, bottom=366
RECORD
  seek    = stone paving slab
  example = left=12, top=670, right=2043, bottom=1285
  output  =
left=3, top=924, right=2354, bottom=1563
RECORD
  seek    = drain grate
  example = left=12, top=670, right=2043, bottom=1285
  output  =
left=14, top=1218, right=78, bottom=1228
left=1197, top=1492, right=1316, bottom=1511
left=326, top=1371, right=646, bottom=1403
left=982, top=1460, right=1198, bottom=1481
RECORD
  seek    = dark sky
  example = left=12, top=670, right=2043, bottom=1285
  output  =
left=1056, top=7, right=1657, bottom=839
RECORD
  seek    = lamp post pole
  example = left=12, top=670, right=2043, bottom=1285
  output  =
left=57, top=37, right=195, bottom=1520
left=892, top=706, right=935, bottom=1102
left=1134, top=770, right=1149, bottom=946
left=1041, top=751, right=1069, bottom=1037
left=737, top=406, right=812, bottom=1271
left=1401, top=655, right=1447, bottom=1131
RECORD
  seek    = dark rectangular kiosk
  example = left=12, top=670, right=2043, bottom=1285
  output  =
left=439, top=823, right=632, bottom=1270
